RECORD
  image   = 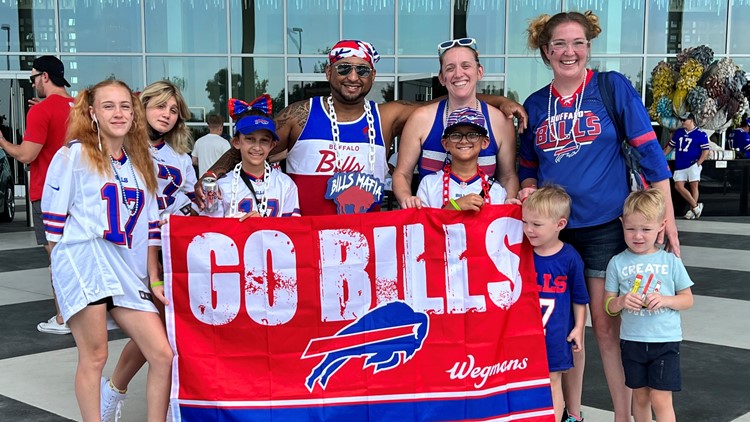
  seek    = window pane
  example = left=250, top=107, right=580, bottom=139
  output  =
left=61, top=56, right=143, bottom=96
left=287, top=1, right=338, bottom=55
left=466, top=0, right=505, bottom=55
left=646, top=0, right=728, bottom=54
left=343, top=0, right=395, bottom=55
left=729, top=3, right=750, bottom=54
left=398, top=0, right=451, bottom=55
left=147, top=57, right=228, bottom=123
left=145, top=0, right=227, bottom=53
left=398, top=58, right=439, bottom=74
left=507, top=0, right=560, bottom=55
left=230, top=0, right=283, bottom=54
left=506, top=58, right=553, bottom=105
left=568, top=0, right=645, bottom=54
left=588, top=57, right=644, bottom=95
left=231, top=57, right=285, bottom=115
left=0, top=2, right=56, bottom=53
left=60, top=1, right=141, bottom=53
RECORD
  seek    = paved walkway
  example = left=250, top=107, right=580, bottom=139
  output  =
left=1, top=202, right=748, bottom=421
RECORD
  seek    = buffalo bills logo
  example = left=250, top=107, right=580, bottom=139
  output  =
left=325, top=171, right=384, bottom=214
left=302, top=301, right=429, bottom=391
left=553, top=139, right=581, bottom=162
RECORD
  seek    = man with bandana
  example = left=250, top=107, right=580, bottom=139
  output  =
left=196, top=39, right=526, bottom=215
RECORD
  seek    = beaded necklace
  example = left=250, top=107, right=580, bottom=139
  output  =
left=441, top=163, right=491, bottom=207
left=229, top=161, right=271, bottom=217
left=326, top=96, right=376, bottom=173
left=150, top=142, right=182, bottom=190
left=109, top=147, right=140, bottom=216
left=546, top=71, right=587, bottom=146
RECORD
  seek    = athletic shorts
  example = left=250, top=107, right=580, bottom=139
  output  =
left=560, top=218, right=627, bottom=279
left=673, top=163, right=701, bottom=182
left=89, top=296, right=116, bottom=311
left=621, top=340, right=681, bottom=391
left=32, top=201, right=47, bottom=246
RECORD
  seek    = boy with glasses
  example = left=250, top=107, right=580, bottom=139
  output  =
left=416, top=108, right=507, bottom=209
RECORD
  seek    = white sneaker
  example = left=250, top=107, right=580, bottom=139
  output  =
left=684, top=209, right=695, bottom=220
left=101, top=377, right=127, bottom=422
left=692, top=203, right=704, bottom=219
left=36, top=315, right=71, bottom=335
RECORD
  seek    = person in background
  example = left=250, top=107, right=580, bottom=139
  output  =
left=605, top=189, right=694, bottom=422
left=0, top=55, right=74, bottom=335
left=728, top=115, right=750, bottom=159
left=521, top=11, right=679, bottom=422
left=522, top=186, right=589, bottom=422
left=192, top=113, right=230, bottom=176
left=42, top=79, right=172, bottom=422
left=663, top=114, right=710, bottom=219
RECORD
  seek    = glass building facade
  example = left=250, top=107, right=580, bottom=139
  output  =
left=0, top=0, right=749, bottom=130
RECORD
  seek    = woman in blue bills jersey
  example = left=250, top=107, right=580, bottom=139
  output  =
left=520, top=11, right=679, bottom=422
left=41, top=80, right=173, bottom=421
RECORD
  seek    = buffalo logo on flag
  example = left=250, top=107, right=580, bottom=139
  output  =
left=303, top=301, right=429, bottom=391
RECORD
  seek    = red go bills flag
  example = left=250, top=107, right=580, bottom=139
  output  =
left=162, top=205, right=554, bottom=421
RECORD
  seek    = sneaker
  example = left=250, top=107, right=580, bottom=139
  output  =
left=684, top=209, right=695, bottom=220
left=563, top=410, right=584, bottom=422
left=101, top=377, right=127, bottom=422
left=692, top=203, right=704, bottom=219
left=36, top=315, right=71, bottom=335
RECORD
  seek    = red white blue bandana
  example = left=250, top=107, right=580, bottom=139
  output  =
left=328, top=40, right=380, bottom=66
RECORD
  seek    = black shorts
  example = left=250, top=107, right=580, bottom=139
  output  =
left=621, top=340, right=682, bottom=391
left=88, top=296, right=116, bottom=311
left=560, top=218, right=627, bottom=278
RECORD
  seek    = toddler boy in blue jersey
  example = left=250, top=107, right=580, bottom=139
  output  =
left=416, top=108, right=507, bottom=209
left=605, top=189, right=694, bottom=422
left=202, top=96, right=301, bottom=219
left=663, top=114, right=709, bottom=219
left=521, top=186, right=589, bottom=422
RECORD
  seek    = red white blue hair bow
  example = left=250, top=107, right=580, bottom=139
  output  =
left=228, top=94, right=273, bottom=120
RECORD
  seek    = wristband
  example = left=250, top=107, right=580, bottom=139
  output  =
left=150, top=281, right=164, bottom=288
left=449, top=198, right=461, bottom=210
left=605, top=297, right=621, bottom=317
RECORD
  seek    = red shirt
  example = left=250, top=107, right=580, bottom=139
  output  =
left=23, top=94, right=73, bottom=201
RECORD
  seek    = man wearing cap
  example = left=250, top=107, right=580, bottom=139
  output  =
left=0, top=55, right=74, bottom=334
left=416, top=107, right=507, bottom=209
left=728, top=115, right=750, bottom=159
left=663, top=114, right=710, bottom=219
left=198, top=39, right=526, bottom=216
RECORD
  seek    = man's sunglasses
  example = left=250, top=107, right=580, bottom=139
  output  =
left=29, top=73, right=44, bottom=84
left=437, top=38, right=477, bottom=56
left=334, top=63, right=373, bottom=77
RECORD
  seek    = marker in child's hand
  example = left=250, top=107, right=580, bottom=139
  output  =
left=640, top=274, right=654, bottom=307
left=631, top=274, right=643, bottom=293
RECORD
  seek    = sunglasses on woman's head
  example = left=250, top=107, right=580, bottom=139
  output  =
left=333, top=63, right=373, bottom=77
left=437, top=38, right=477, bottom=56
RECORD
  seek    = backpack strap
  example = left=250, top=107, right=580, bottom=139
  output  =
left=597, top=71, right=626, bottom=142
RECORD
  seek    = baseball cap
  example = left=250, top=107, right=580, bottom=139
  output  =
left=32, top=56, right=71, bottom=87
left=443, top=107, right=488, bottom=137
left=234, top=115, right=279, bottom=141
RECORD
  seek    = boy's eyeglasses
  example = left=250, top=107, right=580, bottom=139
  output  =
left=334, top=63, right=373, bottom=77
left=437, top=38, right=477, bottom=56
left=548, top=39, right=590, bottom=52
left=445, top=132, right=483, bottom=143
left=29, top=73, right=43, bottom=84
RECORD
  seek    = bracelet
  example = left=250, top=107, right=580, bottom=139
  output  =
left=449, top=198, right=461, bottom=210
left=605, top=297, right=621, bottom=317
left=150, top=281, right=164, bottom=288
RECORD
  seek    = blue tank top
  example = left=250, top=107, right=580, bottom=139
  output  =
left=417, top=99, right=499, bottom=179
